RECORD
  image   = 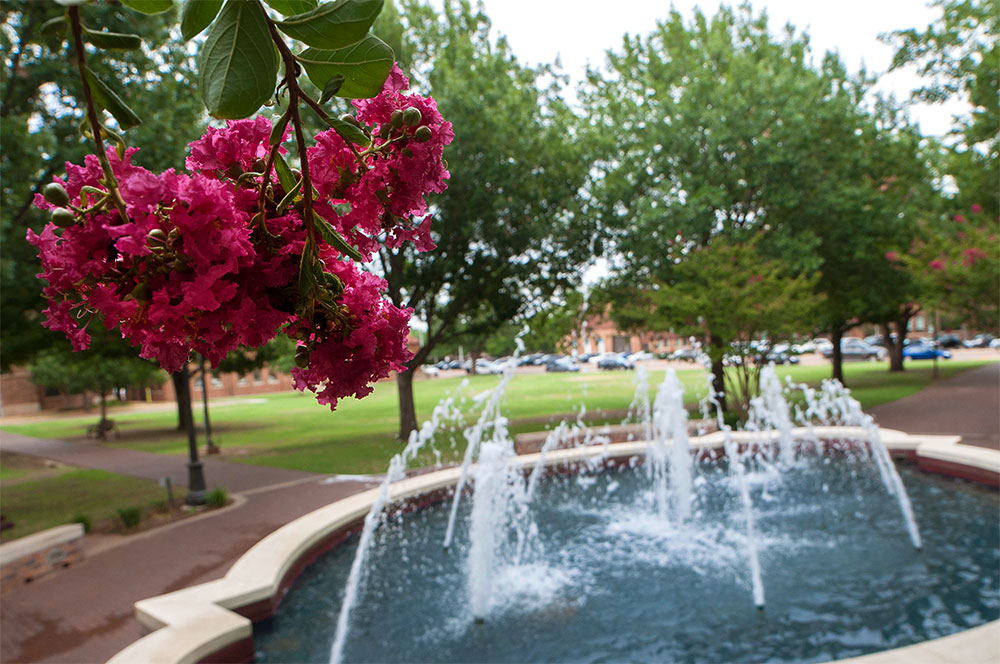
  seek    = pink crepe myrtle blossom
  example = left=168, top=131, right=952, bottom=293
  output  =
left=953, top=214, right=966, bottom=224
left=962, top=248, right=987, bottom=267
left=309, top=64, right=452, bottom=260
left=928, top=259, right=946, bottom=271
left=970, top=203, right=983, bottom=214
left=884, top=251, right=900, bottom=262
left=30, top=83, right=450, bottom=412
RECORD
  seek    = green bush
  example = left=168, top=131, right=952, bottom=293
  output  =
left=205, top=487, right=229, bottom=509
left=71, top=513, right=91, bottom=532
left=116, top=506, right=141, bottom=530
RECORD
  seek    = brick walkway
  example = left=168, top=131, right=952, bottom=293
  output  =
left=869, top=361, right=1000, bottom=450
left=0, top=360, right=997, bottom=663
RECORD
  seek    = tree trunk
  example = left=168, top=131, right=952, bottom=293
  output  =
left=709, top=334, right=727, bottom=414
left=172, top=366, right=193, bottom=432
left=883, top=322, right=905, bottom=372
left=98, top=390, right=109, bottom=440
left=397, top=368, right=418, bottom=441
left=831, top=327, right=844, bottom=384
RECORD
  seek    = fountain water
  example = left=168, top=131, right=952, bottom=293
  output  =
left=304, top=362, right=972, bottom=664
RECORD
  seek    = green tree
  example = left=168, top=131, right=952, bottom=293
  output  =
left=884, top=0, right=999, bottom=218
left=0, top=1, right=205, bottom=370
left=30, top=332, right=165, bottom=438
left=610, top=236, right=819, bottom=417
left=584, top=4, right=892, bottom=387
left=378, top=1, right=594, bottom=438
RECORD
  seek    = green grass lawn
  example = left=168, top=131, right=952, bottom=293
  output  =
left=0, top=468, right=170, bottom=542
left=2, top=359, right=992, bottom=477
left=0, top=358, right=992, bottom=543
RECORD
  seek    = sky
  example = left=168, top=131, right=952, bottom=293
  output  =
left=475, top=0, right=965, bottom=138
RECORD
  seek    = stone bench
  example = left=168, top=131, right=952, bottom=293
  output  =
left=0, top=523, right=85, bottom=589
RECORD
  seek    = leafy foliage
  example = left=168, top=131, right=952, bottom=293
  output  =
left=375, top=1, right=594, bottom=436
left=609, top=236, right=820, bottom=416
left=0, top=1, right=205, bottom=370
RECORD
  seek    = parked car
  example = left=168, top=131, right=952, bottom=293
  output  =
left=812, top=338, right=834, bottom=355
left=469, top=359, right=504, bottom=375
left=597, top=354, right=634, bottom=370
left=792, top=340, right=816, bottom=354
left=820, top=338, right=886, bottom=362
left=629, top=350, right=656, bottom=362
left=755, top=349, right=800, bottom=365
left=421, top=365, right=440, bottom=377
left=545, top=357, right=581, bottom=372
left=903, top=344, right=952, bottom=360
left=964, top=334, right=994, bottom=348
left=671, top=348, right=702, bottom=362
left=936, top=334, right=963, bottom=349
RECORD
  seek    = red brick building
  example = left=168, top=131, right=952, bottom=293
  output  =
left=568, top=313, right=688, bottom=356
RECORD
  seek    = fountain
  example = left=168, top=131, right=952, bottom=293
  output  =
left=109, top=364, right=1000, bottom=664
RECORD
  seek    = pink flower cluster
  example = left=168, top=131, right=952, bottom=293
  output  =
left=29, top=70, right=451, bottom=410
left=308, top=65, right=453, bottom=259
left=961, top=247, right=987, bottom=267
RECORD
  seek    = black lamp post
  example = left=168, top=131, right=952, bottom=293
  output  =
left=175, top=365, right=207, bottom=505
left=198, top=355, right=219, bottom=454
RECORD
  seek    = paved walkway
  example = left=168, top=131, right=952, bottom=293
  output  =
left=0, top=432, right=319, bottom=494
left=0, top=361, right=997, bottom=663
left=869, top=361, right=1000, bottom=450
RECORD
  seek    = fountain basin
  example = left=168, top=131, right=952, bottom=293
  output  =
left=108, top=427, right=999, bottom=664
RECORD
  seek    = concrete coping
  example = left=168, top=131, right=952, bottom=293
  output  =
left=107, top=427, right=1000, bottom=664
left=0, top=523, right=84, bottom=567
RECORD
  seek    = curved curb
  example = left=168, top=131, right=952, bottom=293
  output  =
left=107, top=427, right=1000, bottom=664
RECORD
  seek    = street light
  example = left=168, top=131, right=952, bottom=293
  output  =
left=175, top=366, right=207, bottom=505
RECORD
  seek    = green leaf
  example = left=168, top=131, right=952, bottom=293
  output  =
left=275, top=0, right=383, bottom=50
left=180, top=0, right=224, bottom=41
left=298, top=35, right=394, bottom=99
left=269, top=111, right=290, bottom=146
left=120, top=0, right=174, bottom=14
left=323, top=115, right=370, bottom=147
left=83, top=68, right=142, bottom=129
left=82, top=27, right=143, bottom=51
left=316, top=215, right=364, bottom=261
left=263, top=0, right=318, bottom=15
left=198, top=0, right=278, bottom=119
left=276, top=177, right=303, bottom=214
left=38, top=16, right=68, bottom=51
left=273, top=153, right=297, bottom=195
left=320, top=75, right=345, bottom=104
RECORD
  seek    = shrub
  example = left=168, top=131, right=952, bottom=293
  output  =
left=71, top=514, right=91, bottom=532
left=205, top=487, right=229, bottom=509
left=116, top=506, right=141, bottom=530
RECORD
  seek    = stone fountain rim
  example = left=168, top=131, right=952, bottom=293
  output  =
left=107, top=426, right=1000, bottom=664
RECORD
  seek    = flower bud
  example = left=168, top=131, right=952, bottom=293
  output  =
left=402, top=107, right=422, bottom=127
left=50, top=208, right=76, bottom=228
left=389, top=109, right=403, bottom=130
left=414, top=126, right=432, bottom=143
left=294, top=346, right=311, bottom=369
left=339, top=113, right=362, bottom=129
left=226, top=163, right=244, bottom=180
left=147, top=228, right=168, bottom=244
left=251, top=159, right=266, bottom=174
left=126, top=282, right=150, bottom=302
left=402, top=148, right=414, bottom=158
left=43, top=182, right=70, bottom=207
